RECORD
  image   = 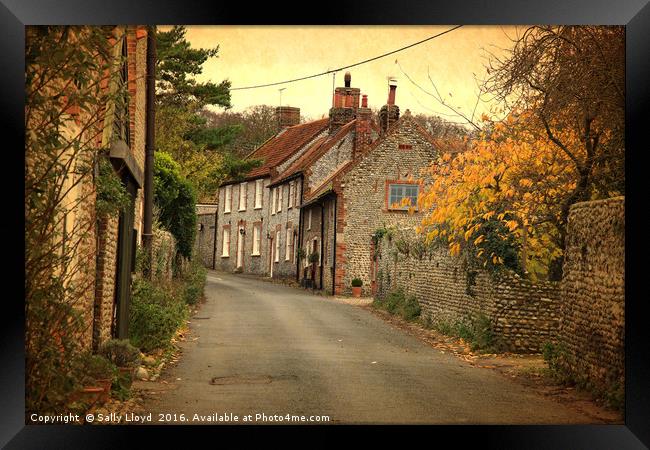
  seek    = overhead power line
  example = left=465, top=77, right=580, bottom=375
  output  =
left=230, top=25, right=463, bottom=91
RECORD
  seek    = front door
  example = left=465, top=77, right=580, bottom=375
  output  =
left=236, top=226, right=244, bottom=269
left=113, top=173, right=137, bottom=339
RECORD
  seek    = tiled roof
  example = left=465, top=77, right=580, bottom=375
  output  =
left=270, top=120, right=357, bottom=186
left=302, top=114, right=444, bottom=204
left=243, top=118, right=330, bottom=180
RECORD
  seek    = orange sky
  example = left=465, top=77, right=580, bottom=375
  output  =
left=165, top=25, right=521, bottom=125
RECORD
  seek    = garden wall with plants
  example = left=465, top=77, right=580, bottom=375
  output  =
left=375, top=229, right=561, bottom=353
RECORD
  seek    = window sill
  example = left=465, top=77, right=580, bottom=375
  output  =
left=238, top=209, right=246, bottom=212
left=252, top=253, right=261, bottom=257
left=254, top=206, right=263, bottom=210
left=384, top=208, right=418, bottom=213
left=224, top=211, right=231, bottom=214
left=221, top=255, right=229, bottom=258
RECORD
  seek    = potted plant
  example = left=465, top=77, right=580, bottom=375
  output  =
left=351, top=278, right=363, bottom=298
left=77, top=353, right=117, bottom=404
left=296, top=247, right=306, bottom=262
left=99, top=339, right=141, bottom=387
left=308, top=251, right=319, bottom=265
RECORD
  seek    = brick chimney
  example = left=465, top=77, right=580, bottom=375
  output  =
left=276, top=106, right=301, bottom=129
left=379, top=80, right=400, bottom=134
left=329, top=71, right=361, bottom=134
left=354, top=94, right=372, bottom=158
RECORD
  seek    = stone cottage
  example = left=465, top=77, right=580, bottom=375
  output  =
left=215, top=72, right=441, bottom=295
left=215, top=109, right=329, bottom=277
left=25, top=26, right=151, bottom=351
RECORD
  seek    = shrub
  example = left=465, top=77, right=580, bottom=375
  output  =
left=434, top=313, right=496, bottom=352
left=351, top=278, right=363, bottom=287
left=99, top=339, right=141, bottom=368
left=154, top=151, right=197, bottom=259
left=181, top=260, right=207, bottom=305
left=373, top=288, right=421, bottom=322
left=542, top=342, right=572, bottom=383
left=74, top=353, right=117, bottom=384
left=96, top=157, right=132, bottom=217
left=129, top=278, right=188, bottom=353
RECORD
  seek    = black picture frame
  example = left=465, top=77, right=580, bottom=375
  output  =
left=4, top=0, right=649, bottom=447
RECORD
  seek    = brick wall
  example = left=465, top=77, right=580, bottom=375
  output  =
left=375, top=230, right=561, bottom=353
left=558, top=196, right=625, bottom=390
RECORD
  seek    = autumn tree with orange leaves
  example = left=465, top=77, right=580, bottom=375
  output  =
left=417, top=26, right=624, bottom=281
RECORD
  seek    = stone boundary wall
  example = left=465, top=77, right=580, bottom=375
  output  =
left=558, top=196, right=624, bottom=391
left=376, top=233, right=561, bottom=353
left=152, top=228, right=176, bottom=281
left=195, top=212, right=216, bottom=269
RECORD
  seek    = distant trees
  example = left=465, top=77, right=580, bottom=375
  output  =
left=154, top=26, right=259, bottom=204
left=201, top=104, right=279, bottom=158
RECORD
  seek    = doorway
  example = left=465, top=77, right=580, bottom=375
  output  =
left=236, top=225, right=244, bottom=269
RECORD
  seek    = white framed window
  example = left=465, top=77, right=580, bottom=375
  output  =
left=288, top=181, right=294, bottom=208
left=222, top=227, right=230, bottom=257
left=255, top=179, right=263, bottom=209
left=224, top=185, right=232, bottom=213
left=277, top=185, right=283, bottom=212
left=239, top=182, right=247, bottom=211
left=293, top=234, right=298, bottom=263
left=285, top=227, right=292, bottom=261
left=271, top=187, right=277, bottom=214
left=388, top=183, right=420, bottom=210
left=252, top=223, right=261, bottom=256
left=307, top=209, right=312, bottom=230
left=274, top=230, right=281, bottom=262
left=295, top=179, right=300, bottom=205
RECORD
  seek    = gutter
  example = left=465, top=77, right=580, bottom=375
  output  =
left=296, top=174, right=304, bottom=282
left=320, top=198, right=325, bottom=290
left=212, top=207, right=218, bottom=270
left=142, top=25, right=156, bottom=277
left=332, top=194, right=337, bottom=295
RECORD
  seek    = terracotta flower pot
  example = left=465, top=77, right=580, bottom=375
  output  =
left=95, top=378, right=113, bottom=403
left=118, top=367, right=134, bottom=387
left=70, top=386, right=103, bottom=405
left=351, top=286, right=362, bottom=298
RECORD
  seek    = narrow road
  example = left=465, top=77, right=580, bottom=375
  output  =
left=142, top=270, right=592, bottom=425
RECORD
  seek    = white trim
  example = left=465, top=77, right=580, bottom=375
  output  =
left=221, top=227, right=230, bottom=257
left=238, top=182, right=247, bottom=211
left=224, top=185, right=232, bottom=213
left=254, top=179, right=263, bottom=209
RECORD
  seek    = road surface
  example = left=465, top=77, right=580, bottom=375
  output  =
left=141, top=270, right=592, bottom=425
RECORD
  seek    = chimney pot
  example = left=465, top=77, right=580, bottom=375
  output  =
left=388, top=84, right=397, bottom=106
left=275, top=106, right=301, bottom=129
left=344, top=72, right=351, bottom=87
left=361, top=94, right=368, bottom=108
